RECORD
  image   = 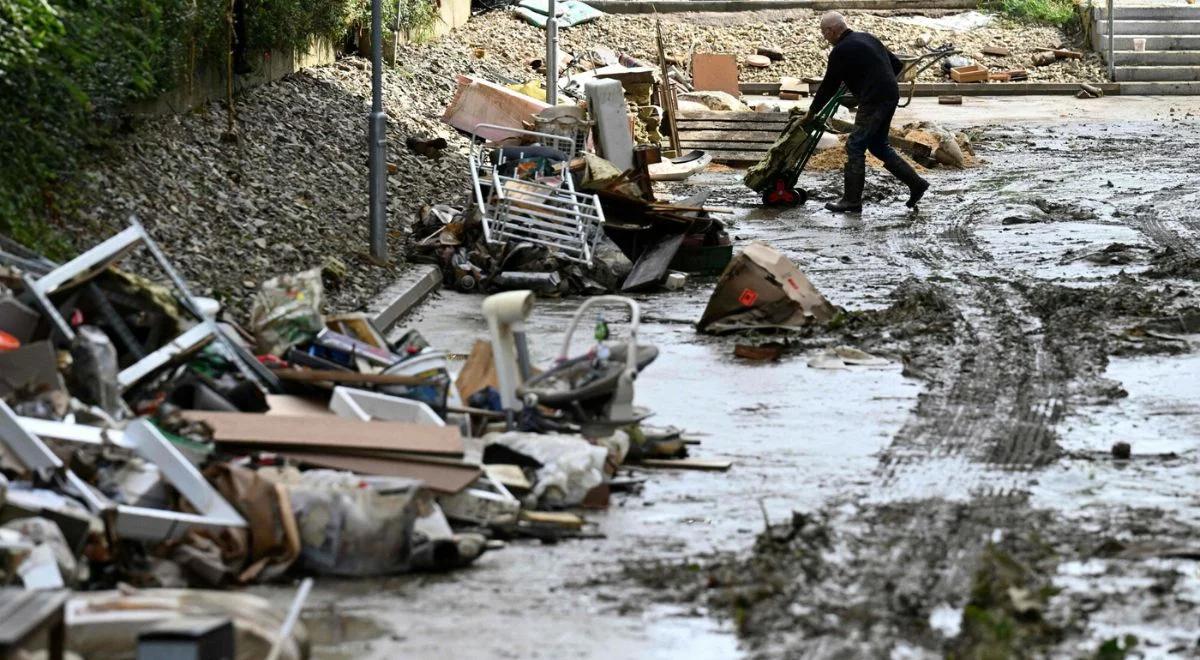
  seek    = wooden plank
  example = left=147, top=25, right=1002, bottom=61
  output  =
left=677, top=129, right=782, bottom=142
left=187, top=411, right=464, bottom=457
left=519, top=510, right=584, bottom=529
left=705, top=151, right=771, bottom=163
left=637, top=457, right=733, bottom=471
left=678, top=110, right=789, bottom=122
left=740, top=82, right=782, bottom=94
left=266, top=394, right=332, bottom=416
left=278, top=451, right=481, bottom=494
left=679, top=140, right=773, bottom=151
left=273, top=369, right=432, bottom=386
left=675, top=120, right=788, bottom=131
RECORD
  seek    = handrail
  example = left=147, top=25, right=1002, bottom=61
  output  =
left=1107, top=0, right=1115, bottom=82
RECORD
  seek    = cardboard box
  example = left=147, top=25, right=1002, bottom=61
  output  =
left=950, top=65, right=989, bottom=84
left=698, top=241, right=837, bottom=332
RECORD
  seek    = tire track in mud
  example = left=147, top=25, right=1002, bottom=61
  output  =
left=637, top=124, right=1197, bottom=656
left=730, top=135, right=1124, bottom=653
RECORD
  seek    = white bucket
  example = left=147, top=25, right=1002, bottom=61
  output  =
left=1133, top=38, right=1147, bottom=52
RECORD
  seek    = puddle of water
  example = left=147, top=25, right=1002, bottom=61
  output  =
left=971, top=221, right=1151, bottom=282
left=1033, top=351, right=1200, bottom=522
left=304, top=611, right=391, bottom=659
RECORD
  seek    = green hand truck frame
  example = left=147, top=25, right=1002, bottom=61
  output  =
left=757, top=85, right=847, bottom=207
left=753, top=44, right=959, bottom=207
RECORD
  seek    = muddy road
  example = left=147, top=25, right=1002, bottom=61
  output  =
left=251, top=98, right=1200, bottom=658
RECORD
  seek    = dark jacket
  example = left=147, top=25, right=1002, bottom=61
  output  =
left=809, top=30, right=903, bottom=114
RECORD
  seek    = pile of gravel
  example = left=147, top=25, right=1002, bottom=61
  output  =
left=67, top=51, right=529, bottom=319
left=456, top=9, right=1107, bottom=83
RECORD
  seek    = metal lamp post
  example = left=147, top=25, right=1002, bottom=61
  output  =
left=545, top=0, right=558, bottom=105
left=368, top=0, right=388, bottom=261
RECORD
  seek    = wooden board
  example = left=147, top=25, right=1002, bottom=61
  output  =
left=691, top=53, right=739, bottom=96
left=690, top=150, right=769, bottom=163
left=679, top=141, right=774, bottom=151
left=455, top=340, right=498, bottom=402
left=266, top=394, right=332, bottom=417
left=637, top=458, right=733, bottom=471
left=623, top=232, right=686, bottom=291
left=187, top=411, right=464, bottom=457
left=519, top=510, right=584, bottom=529
left=674, top=110, right=787, bottom=162
left=278, top=451, right=480, bottom=494
left=677, top=129, right=782, bottom=142
left=677, top=110, right=789, bottom=122
left=674, top=120, right=788, bottom=131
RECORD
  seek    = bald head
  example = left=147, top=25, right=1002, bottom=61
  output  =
left=820, top=12, right=849, bottom=45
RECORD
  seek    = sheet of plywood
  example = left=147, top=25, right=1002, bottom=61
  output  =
left=519, top=510, right=584, bottom=529
left=636, top=458, right=733, bottom=471
left=691, top=53, right=740, bottom=96
left=265, top=394, right=332, bottom=417
left=188, top=412, right=463, bottom=456
left=279, top=451, right=480, bottom=494
left=455, top=340, right=499, bottom=402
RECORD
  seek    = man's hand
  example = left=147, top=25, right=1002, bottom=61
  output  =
left=800, top=110, right=819, bottom=130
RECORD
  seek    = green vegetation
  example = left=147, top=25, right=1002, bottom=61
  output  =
left=981, top=0, right=1078, bottom=27
left=951, top=542, right=1064, bottom=659
left=0, top=0, right=436, bottom=256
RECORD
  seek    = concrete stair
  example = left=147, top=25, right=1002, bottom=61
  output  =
left=1094, top=6, right=1200, bottom=93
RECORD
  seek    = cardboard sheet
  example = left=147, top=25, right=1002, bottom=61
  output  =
left=278, top=451, right=481, bottom=494
left=187, top=412, right=464, bottom=457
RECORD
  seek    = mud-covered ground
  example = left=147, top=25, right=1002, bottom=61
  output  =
left=250, top=97, right=1200, bottom=658
left=623, top=106, right=1200, bottom=657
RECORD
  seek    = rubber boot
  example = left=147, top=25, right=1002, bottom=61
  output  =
left=883, top=155, right=929, bottom=209
left=825, top=158, right=865, bottom=213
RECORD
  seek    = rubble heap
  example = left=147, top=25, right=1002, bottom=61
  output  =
left=456, top=10, right=1108, bottom=84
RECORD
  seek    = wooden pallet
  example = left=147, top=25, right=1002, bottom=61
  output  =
left=675, top=110, right=790, bottom=163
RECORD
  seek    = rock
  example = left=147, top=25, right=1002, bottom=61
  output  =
left=1112, top=442, right=1132, bottom=459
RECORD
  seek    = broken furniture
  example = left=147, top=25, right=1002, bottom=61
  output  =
left=4, top=402, right=247, bottom=542
left=443, top=76, right=551, bottom=142
left=518, top=295, right=657, bottom=436
left=184, top=409, right=479, bottom=494
left=0, top=588, right=67, bottom=660
left=20, top=219, right=279, bottom=395
left=585, top=78, right=636, bottom=171
left=470, top=124, right=606, bottom=267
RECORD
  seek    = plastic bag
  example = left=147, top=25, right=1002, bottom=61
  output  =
left=485, top=432, right=608, bottom=507
left=248, top=268, right=325, bottom=357
left=264, top=468, right=422, bottom=577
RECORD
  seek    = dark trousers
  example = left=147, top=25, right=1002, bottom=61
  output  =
left=846, top=102, right=900, bottom=164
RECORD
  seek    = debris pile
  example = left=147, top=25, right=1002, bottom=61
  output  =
left=0, top=211, right=726, bottom=657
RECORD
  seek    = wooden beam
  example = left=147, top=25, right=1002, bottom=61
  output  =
left=675, top=120, right=789, bottom=131
left=677, top=110, right=790, bottom=122
left=678, top=129, right=781, bottom=143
